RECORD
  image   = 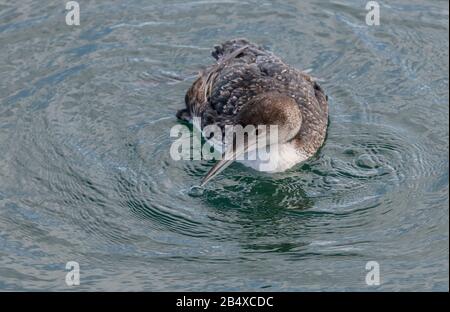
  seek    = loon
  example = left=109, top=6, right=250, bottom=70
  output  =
left=177, top=39, right=328, bottom=186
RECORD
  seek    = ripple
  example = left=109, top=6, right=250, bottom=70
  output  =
left=0, top=0, right=447, bottom=291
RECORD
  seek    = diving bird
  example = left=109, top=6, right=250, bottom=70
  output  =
left=177, top=38, right=328, bottom=186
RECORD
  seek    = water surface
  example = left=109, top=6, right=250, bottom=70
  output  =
left=0, top=0, right=448, bottom=291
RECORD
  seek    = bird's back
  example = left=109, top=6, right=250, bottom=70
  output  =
left=182, top=38, right=328, bottom=158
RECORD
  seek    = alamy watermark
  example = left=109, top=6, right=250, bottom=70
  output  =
left=63, top=1, right=380, bottom=31
left=365, top=261, right=381, bottom=286
left=65, top=1, right=80, bottom=26
left=65, top=261, right=80, bottom=286
left=170, top=117, right=280, bottom=171
left=365, top=1, right=380, bottom=26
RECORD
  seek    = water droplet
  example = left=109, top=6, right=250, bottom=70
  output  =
left=188, top=185, right=204, bottom=197
left=356, top=154, right=378, bottom=169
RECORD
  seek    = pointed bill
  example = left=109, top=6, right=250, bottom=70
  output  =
left=200, top=132, right=268, bottom=187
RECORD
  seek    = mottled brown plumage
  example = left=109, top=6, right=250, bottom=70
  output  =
left=177, top=38, right=329, bottom=185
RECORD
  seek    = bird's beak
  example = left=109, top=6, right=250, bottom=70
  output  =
left=200, top=132, right=266, bottom=187
left=200, top=158, right=234, bottom=187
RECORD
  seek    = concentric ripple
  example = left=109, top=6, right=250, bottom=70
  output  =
left=0, top=0, right=447, bottom=291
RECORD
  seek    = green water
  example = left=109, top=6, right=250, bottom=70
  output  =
left=0, top=0, right=448, bottom=291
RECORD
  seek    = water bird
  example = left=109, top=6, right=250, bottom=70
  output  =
left=177, top=39, right=328, bottom=186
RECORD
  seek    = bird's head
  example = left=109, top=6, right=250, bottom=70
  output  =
left=200, top=92, right=302, bottom=186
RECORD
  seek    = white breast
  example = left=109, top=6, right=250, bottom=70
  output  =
left=194, top=120, right=308, bottom=172
left=237, top=141, right=309, bottom=172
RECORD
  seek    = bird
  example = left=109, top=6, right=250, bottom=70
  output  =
left=176, top=38, right=328, bottom=186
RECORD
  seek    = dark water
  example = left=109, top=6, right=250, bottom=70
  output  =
left=0, top=0, right=448, bottom=291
